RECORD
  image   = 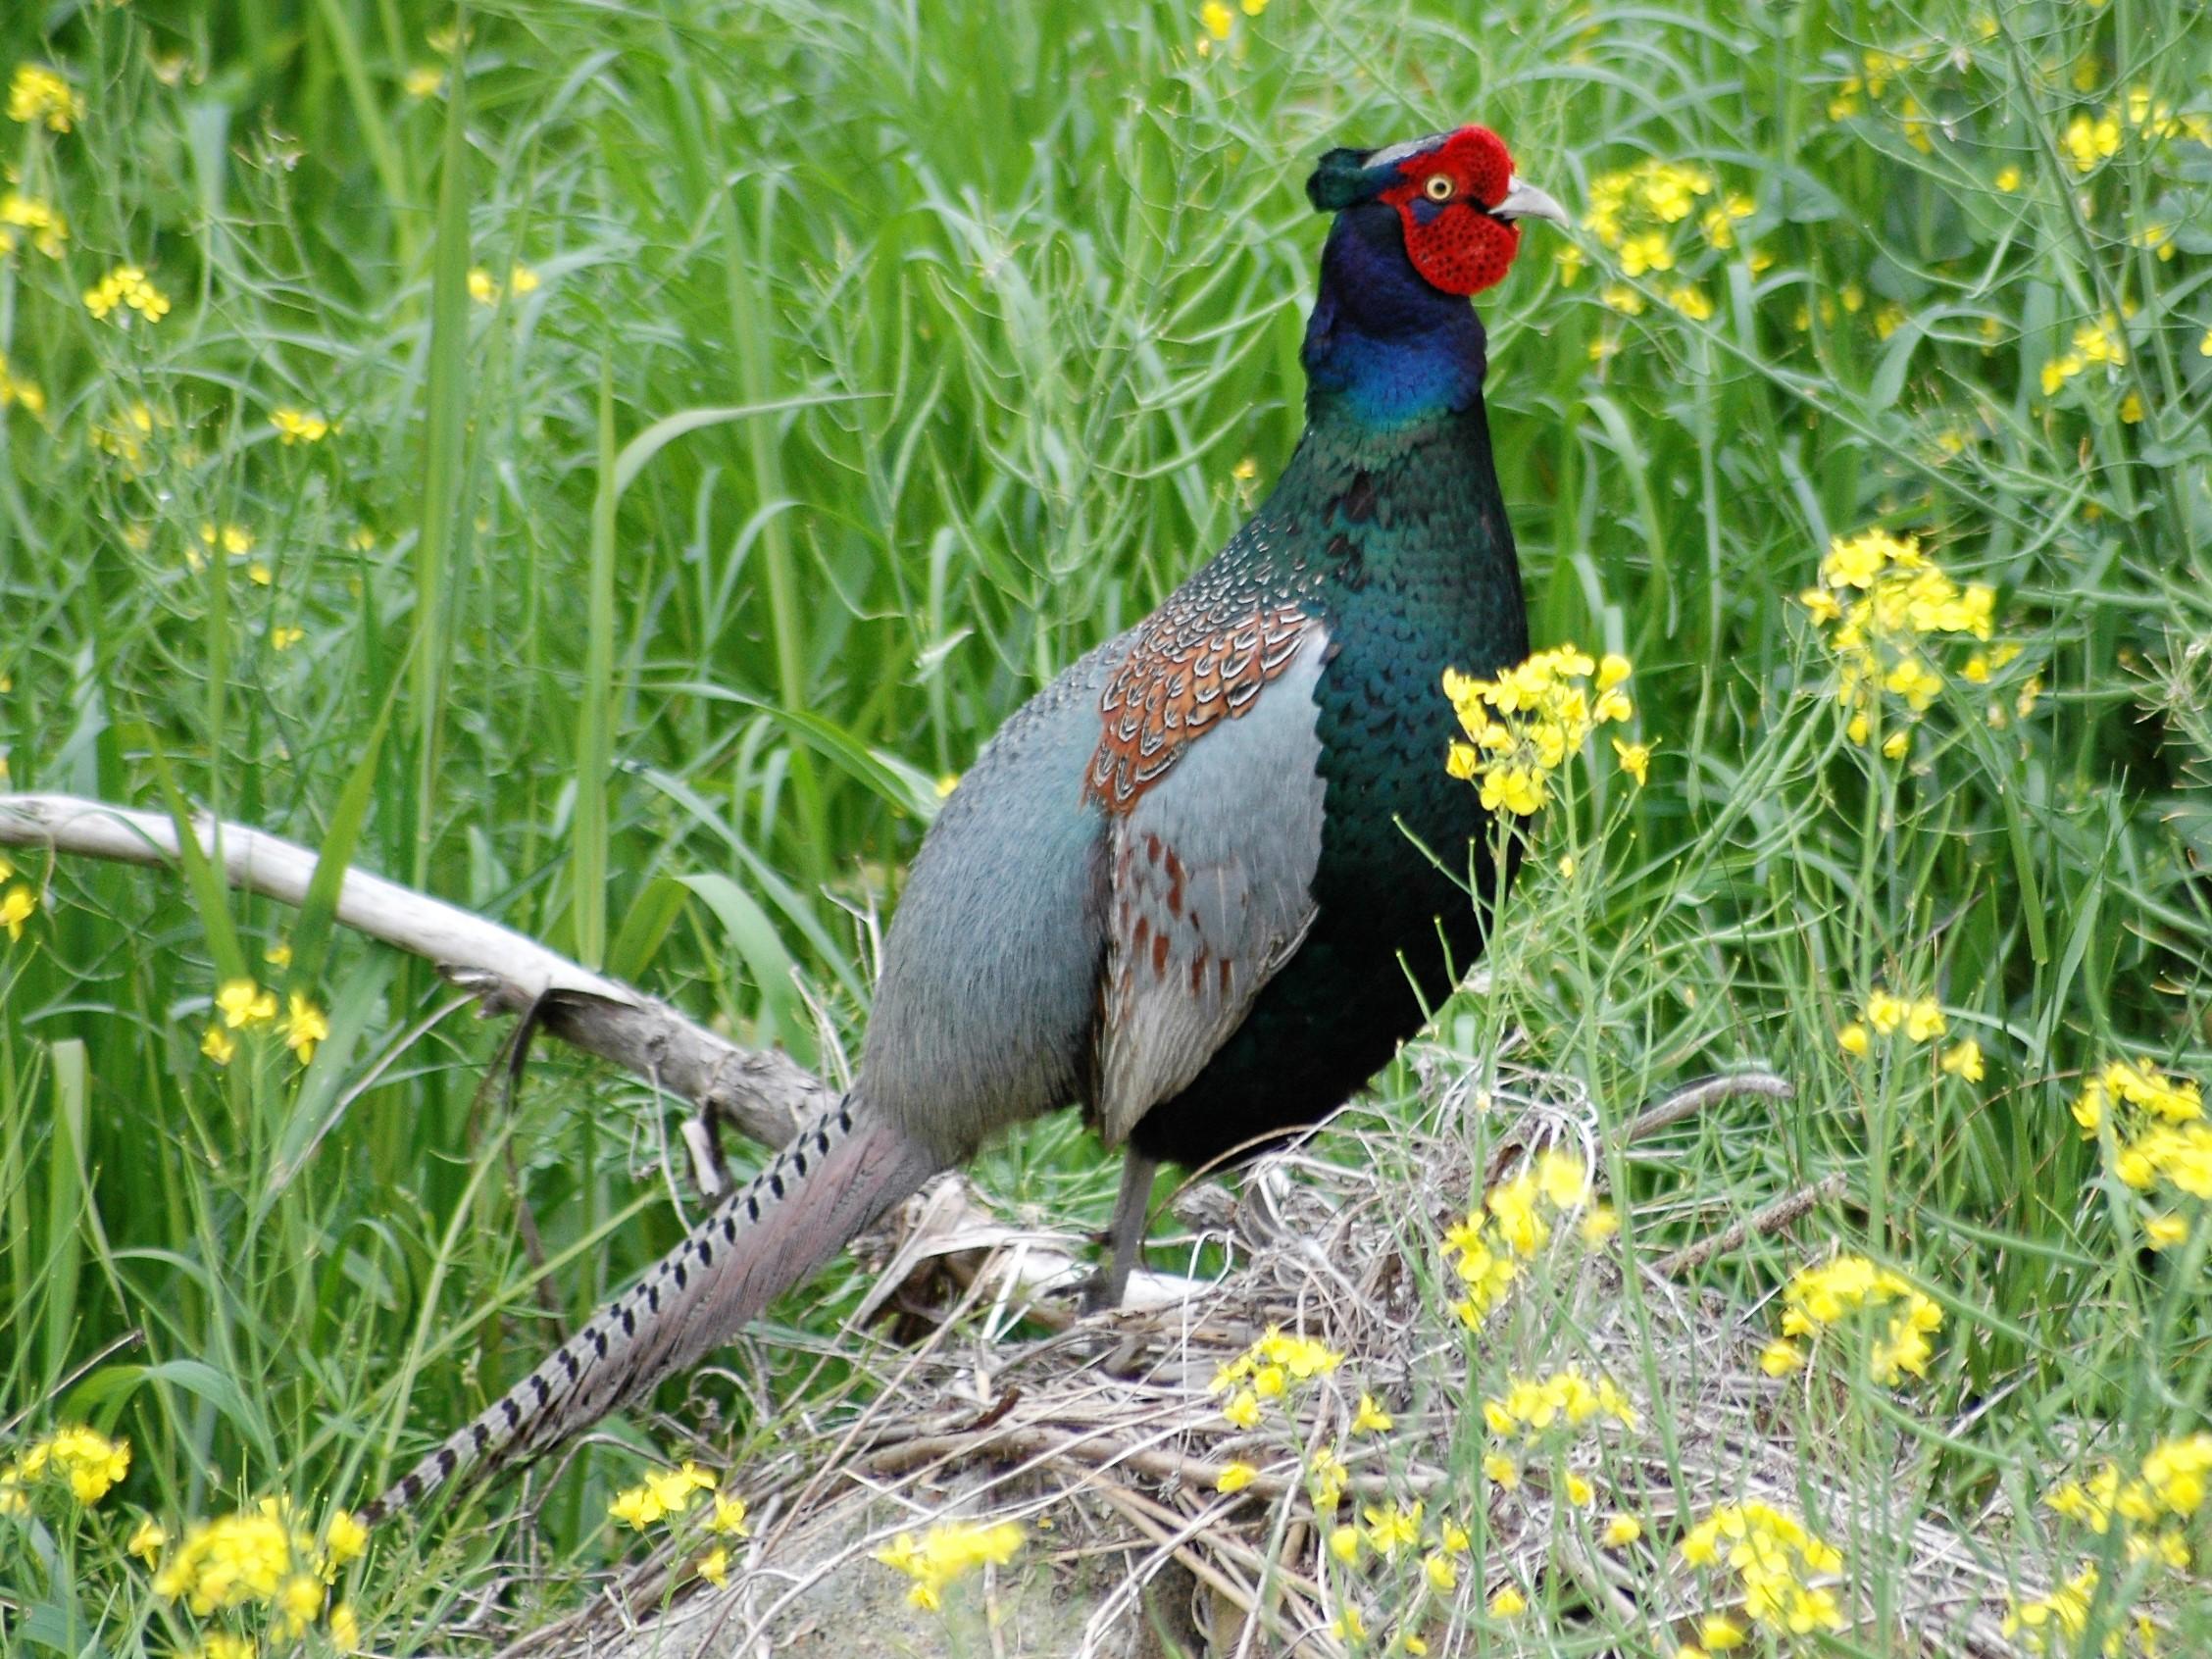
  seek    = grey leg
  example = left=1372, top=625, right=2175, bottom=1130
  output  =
left=1085, top=1151, right=1160, bottom=1313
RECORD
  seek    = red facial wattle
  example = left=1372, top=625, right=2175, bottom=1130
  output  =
left=1377, top=126, right=1524, bottom=297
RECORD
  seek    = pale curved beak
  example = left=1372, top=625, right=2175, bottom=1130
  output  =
left=1495, top=177, right=1571, bottom=226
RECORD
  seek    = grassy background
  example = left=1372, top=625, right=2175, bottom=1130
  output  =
left=2, top=0, right=2209, bottom=1651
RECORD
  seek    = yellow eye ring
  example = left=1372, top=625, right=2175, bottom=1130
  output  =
left=1423, top=174, right=1455, bottom=202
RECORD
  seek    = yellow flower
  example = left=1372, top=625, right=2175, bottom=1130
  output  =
left=329, top=1602, right=360, bottom=1650
left=608, top=1483, right=664, bottom=1531
left=1352, top=1393, right=1393, bottom=1433
left=217, top=978, right=278, bottom=1030
left=129, top=1518, right=169, bottom=1562
left=0, top=190, right=69, bottom=257
left=1940, top=1038, right=1984, bottom=1081
left=201, top=1025, right=236, bottom=1066
left=2144, top=1213, right=2187, bottom=1250
left=1865, top=990, right=1905, bottom=1034
left=1837, top=1023, right=1870, bottom=1058
left=1217, top=1460, right=1257, bottom=1493
left=1601, top=1513, right=1641, bottom=1547
left=271, top=627, right=305, bottom=652
left=1760, top=1338, right=1805, bottom=1377
left=1581, top=1204, right=1619, bottom=1243
left=324, top=1508, right=369, bottom=1565
left=1565, top=1472, right=1595, bottom=1507
left=1599, top=282, right=1644, bottom=316
left=873, top=1520, right=1024, bottom=1611
left=1700, top=1614, right=1748, bottom=1649
left=1306, top=1446, right=1347, bottom=1510
left=271, top=408, right=330, bottom=444
left=2, top=883, right=36, bottom=941
left=403, top=65, right=445, bottom=98
left=82, top=264, right=172, bottom=326
left=1667, top=282, right=1714, bottom=322
left=1995, top=165, right=2022, bottom=191
left=1904, top=997, right=1947, bottom=1043
left=1329, top=1523, right=1361, bottom=1563
left=1611, top=736, right=1651, bottom=785
left=1199, top=0, right=1233, bottom=39
left=696, top=1545, right=729, bottom=1584
left=1423, top=1547, right=1457, bottom=1589
left=1620, top=230, right=1674, bottom=276
left=1222, top=1388, right=1260, bottom=1429
left=277, top=1571, right=325, bottom=1636
left=8, top=65, right=83, bottom=132
left=708, top=1493, right=750, bottom=1535
left=1362, top=1501, right=1422, bottom=1556
left=1798, top=586, right=1840, bottom=625
left=1488, top=1584, right=1528, bottom=1618
left=2119, top=391, right=2143, bottom=425
left=2063, top=112, right=2121, bottom=172
left=283, top=993, right=330, bottom=1064
left=1483, top=1451, right=1519, bottom=1488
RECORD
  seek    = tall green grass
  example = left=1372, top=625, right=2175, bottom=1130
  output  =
left=2, top=0, right=2208, bottom=1650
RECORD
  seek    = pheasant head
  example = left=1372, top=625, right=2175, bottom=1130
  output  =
left=1305, top=125, right=1567, bottom=297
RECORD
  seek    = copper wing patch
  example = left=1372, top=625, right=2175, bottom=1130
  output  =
left=1084, top=602, right=1317, bottom=813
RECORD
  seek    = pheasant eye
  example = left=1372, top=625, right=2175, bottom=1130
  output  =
left=1423, top=174, right=1455, bottom=202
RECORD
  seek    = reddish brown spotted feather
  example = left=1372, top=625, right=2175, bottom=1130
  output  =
left=1084, top=602, right=1316, bottom=812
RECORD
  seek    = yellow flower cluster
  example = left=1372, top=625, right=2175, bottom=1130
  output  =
left=2009, top=1434, right=2212, bottom=1653
left=1580, top=159, right=1752, bottom=322
left=2061, top=87, right=2212, bottom=175
left=83, top=263, right=173, bottom=326
left=271, top=407, right=330, bottom=444
left=607, top=1460, right=750, bottom=1584
left=1479, top=1366, right=1637, bottom=1496
left=1836, top=988, right=1981, bottom=1082
left=1441, top=1150, right=1610, bottom=1329
left=1679, top=1500, right=1846, bottom=1639
left=200, top=979, right=329, bottom=1067
left=467, top=263, right=541, bottom=305
left=1210, top=1324, right=1342, bottom=1430
left=872, top=1519, right=1024, bottom=1611
left=1482, top=1368, right=1638, bottom=1443
left=7, top=64, right=83, bottom=132
left=1, top=190, right=69, bottom=258
left=1759, top=1254, right=1942, bottom=1385
left=1325, top=1502, right=1475, bottom=1653
left=0, top=1425, right=130, bottom=1512
left=2072, top=1057, right=2209, bottom=1247
left=2002, top=1564, right=2161, bottom=1656
left=1443, top=647, right=1639, bottom=816
left=142, top=1496, right=363, bottom=1648
left=2040, top=314, right=2128, bottom=396
left=1796, top=528, right=2009, bottom=756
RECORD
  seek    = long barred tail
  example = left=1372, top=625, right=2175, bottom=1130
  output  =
left=362, top=1098, right=940, bottom=1526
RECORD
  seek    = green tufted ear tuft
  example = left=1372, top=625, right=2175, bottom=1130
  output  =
left=1305, top=147, right=1382, bottom=212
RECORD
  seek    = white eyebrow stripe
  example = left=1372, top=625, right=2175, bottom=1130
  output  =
left=1363, top=130, right=1454, bottom=170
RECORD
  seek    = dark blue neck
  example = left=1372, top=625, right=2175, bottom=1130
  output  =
left=1300, top=203, right=1488, bottom=429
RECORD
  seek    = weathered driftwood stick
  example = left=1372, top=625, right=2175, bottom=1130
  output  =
left=1622, top=1071, right=1795, bottom=1145
left=1653, top=1172, right=1846, bottom=1279
left=0, top=791, right=819, bottom=1148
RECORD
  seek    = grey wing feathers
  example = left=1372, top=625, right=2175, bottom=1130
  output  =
left=858, top=635, right=1132, bottom=1156
left=1096, top=628, right=1328, bottom=1144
